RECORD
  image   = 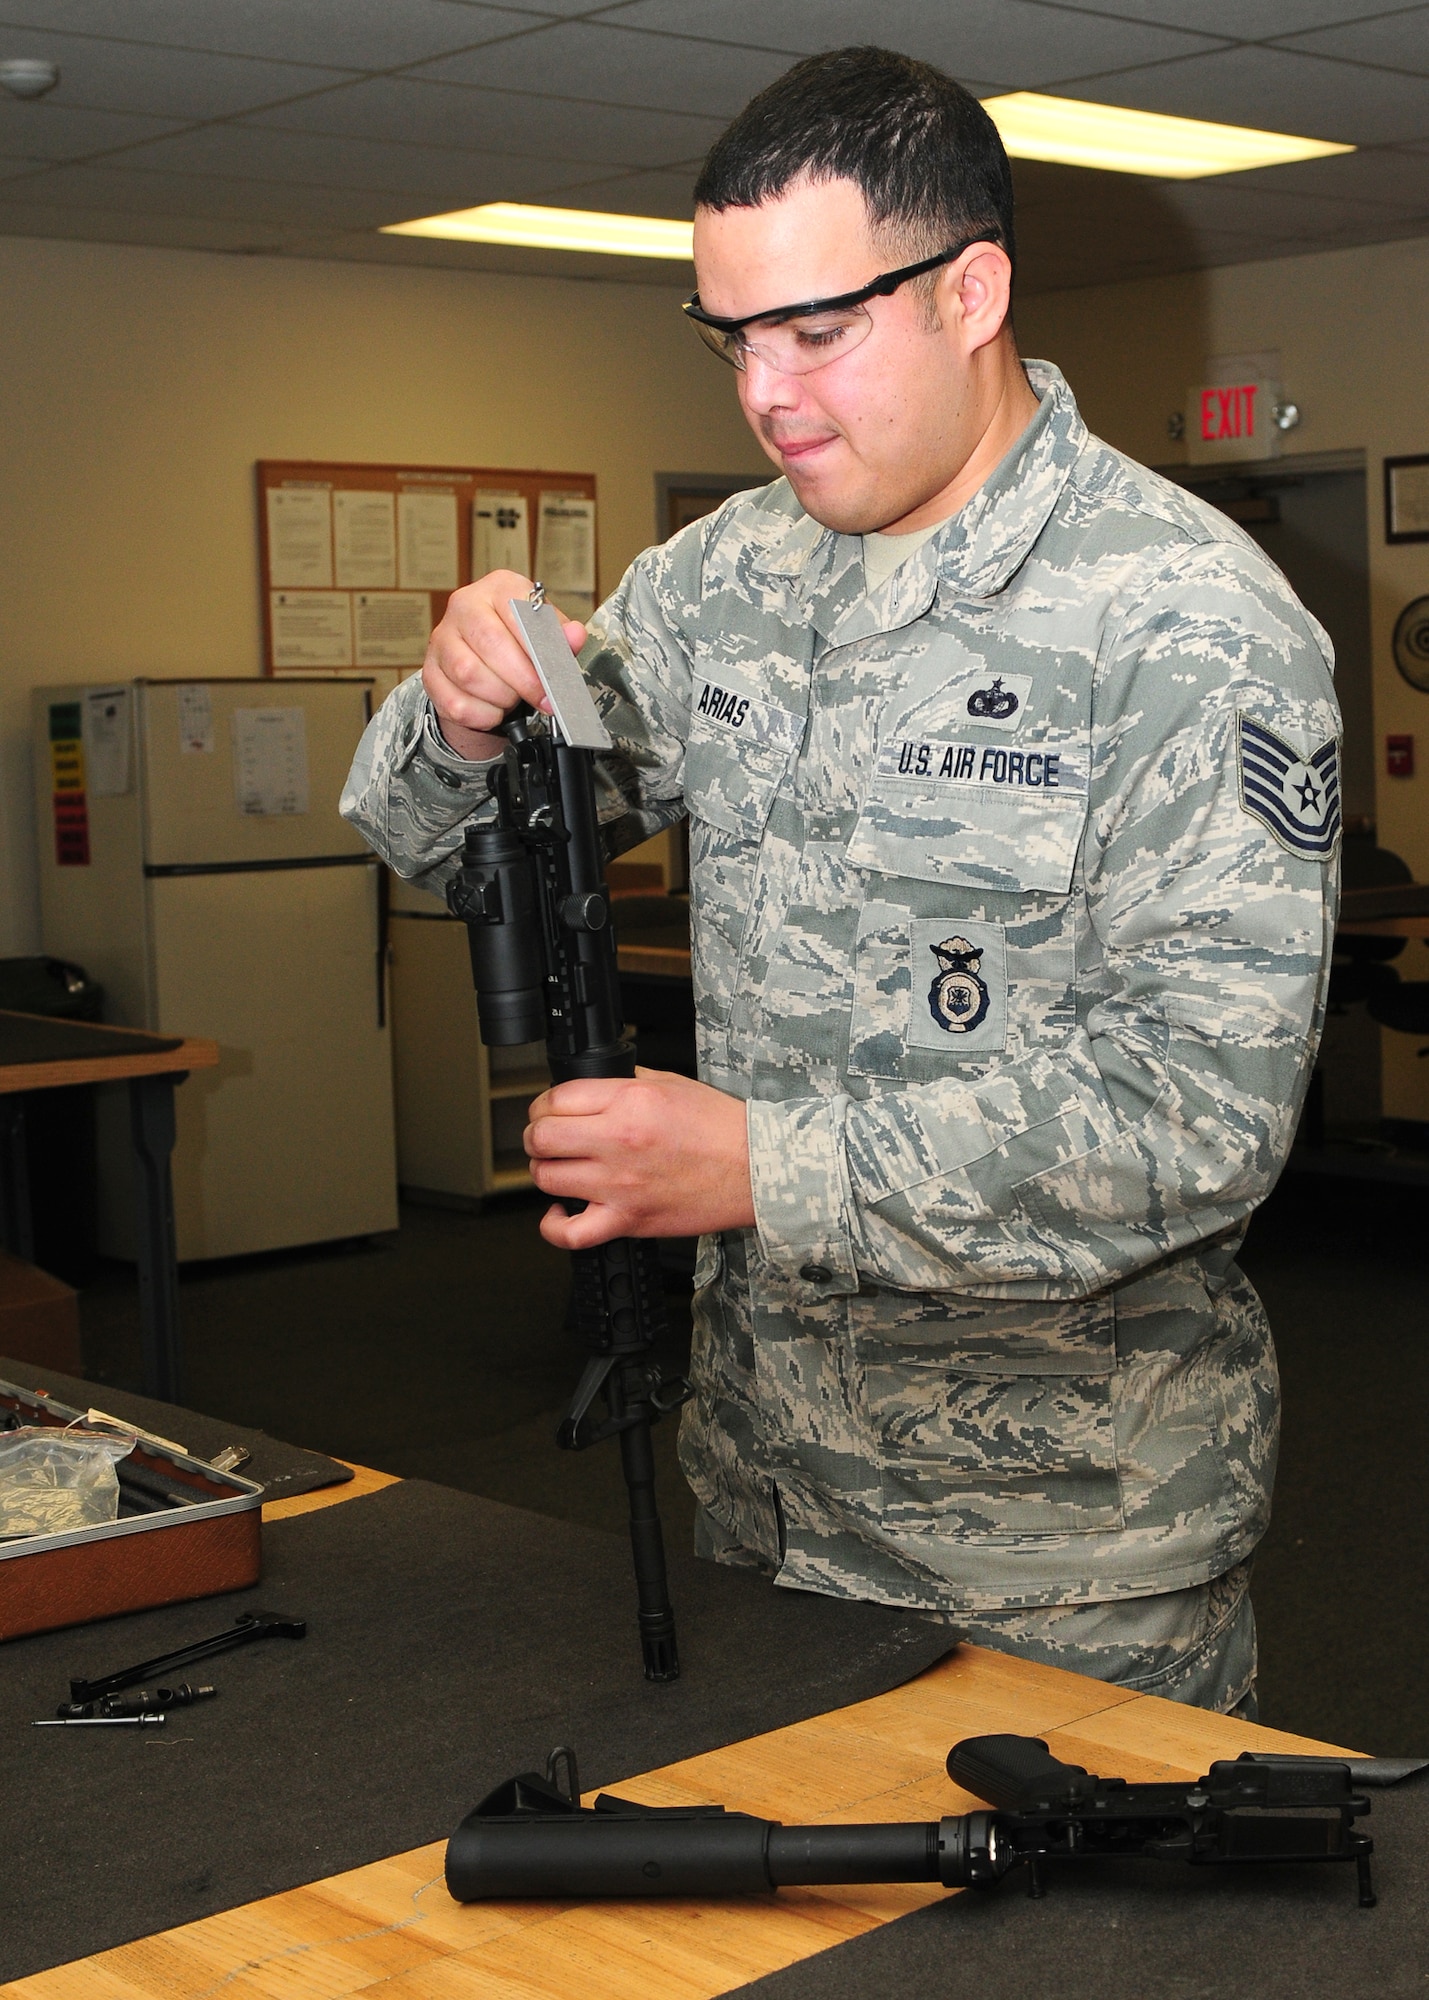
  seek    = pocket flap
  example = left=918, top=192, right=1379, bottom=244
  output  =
left=849, top=781, right=1087, bottom=893
left=684, top=715, right=796, bottom=837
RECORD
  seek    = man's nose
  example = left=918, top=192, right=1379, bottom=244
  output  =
left=739, top=350, right=800, bottom=414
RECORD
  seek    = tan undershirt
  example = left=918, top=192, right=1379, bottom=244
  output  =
left=861, top=520, right=943, bottom=592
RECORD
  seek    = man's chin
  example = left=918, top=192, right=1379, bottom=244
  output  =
left=779, top=464, right=876, bottom=536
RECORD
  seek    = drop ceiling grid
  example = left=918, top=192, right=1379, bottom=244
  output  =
left=0, top=0, right=1422, bottom=288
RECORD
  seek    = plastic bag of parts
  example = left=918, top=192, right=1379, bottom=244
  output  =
left=0, top=1427, right=133, bottom=1539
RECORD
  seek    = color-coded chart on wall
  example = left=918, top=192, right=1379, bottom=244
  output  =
left=256, top=460, right=598, bottom=675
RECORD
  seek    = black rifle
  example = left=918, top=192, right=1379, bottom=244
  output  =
left=446, top=595, right=689, bottom=1682
left=445, top=1733, right=1381, bottom=1907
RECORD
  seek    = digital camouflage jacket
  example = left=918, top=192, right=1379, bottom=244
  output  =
left=341, top=362, right=1340, bottom=1613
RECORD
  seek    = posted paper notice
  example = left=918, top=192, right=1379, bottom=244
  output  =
left=535, top=492, right=596, bottom=621
left=334, top=489, right=397, bottom=590
left=472, top=490, right=529, bottom=578
left=82, top=687, right=131, bottom=797
left=354, top=590, right=432, bottom=667
left=270, top=590, right=352, bottom=669
left=266, top=487, right=333, bottom=588
left=233, top=707, right=310, bottom=816
left=177, top=684, right=215, bottom=755
left=398, top=489, right=459, bottom=592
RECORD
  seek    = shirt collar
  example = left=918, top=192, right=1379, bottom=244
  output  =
left=748, top=360, right=1087, bottom=645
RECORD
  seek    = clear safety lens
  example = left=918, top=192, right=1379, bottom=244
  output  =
left=691, top=304, right=873, bottom=375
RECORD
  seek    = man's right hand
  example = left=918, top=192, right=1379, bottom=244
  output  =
left=421, top=570, right=589, bottom=761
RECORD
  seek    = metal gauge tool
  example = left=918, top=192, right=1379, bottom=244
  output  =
left=509, top=589, right=612, bottom=751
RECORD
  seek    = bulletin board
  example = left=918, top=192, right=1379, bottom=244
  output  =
left=256, top=460, right=598, bottom=676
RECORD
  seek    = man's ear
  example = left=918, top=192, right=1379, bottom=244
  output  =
left=948, top=244, right=1014, bottom=355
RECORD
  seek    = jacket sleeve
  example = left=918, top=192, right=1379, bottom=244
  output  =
left=746, top=540, right=1342, bottom=1302
left=338, top=536, right=706, bottom=897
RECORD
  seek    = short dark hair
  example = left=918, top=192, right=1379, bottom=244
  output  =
left=693, top=46, right=1015, bottom=280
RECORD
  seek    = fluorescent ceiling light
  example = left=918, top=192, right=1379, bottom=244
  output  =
left=382, top=201, right=694, bottom=258
left=383, top=102, right=1352, bottom=255
left=981, top=92, right=1353, bottom=178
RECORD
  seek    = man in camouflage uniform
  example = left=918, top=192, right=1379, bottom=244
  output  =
left=343, top=50, right=1340, bottom=1713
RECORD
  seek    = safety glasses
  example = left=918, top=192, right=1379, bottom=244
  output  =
left=682, top=238, right=983, bottom=374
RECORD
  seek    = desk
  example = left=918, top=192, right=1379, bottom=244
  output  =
left=617, top=941, right=694, bottom=981
left=1338, top=916, right=1429, bottom=940
left=4, top=1462, right=1359, bottom=2000
left=0, top=1013, right=218, bottom=1404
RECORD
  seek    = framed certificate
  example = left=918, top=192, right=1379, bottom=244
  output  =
left=1385, top=454, right=1429, bottom=543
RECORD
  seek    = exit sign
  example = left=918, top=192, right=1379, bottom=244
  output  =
left=1186, top=376, right=1279, bottom=464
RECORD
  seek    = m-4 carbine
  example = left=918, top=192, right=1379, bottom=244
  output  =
left=446, top=586, right=689, bottom=1683
left=446, top=1733, right=1382, bottom=1908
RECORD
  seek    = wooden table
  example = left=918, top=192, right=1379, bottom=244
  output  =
left=617, top=941, right=693, bottom=981
left=0, top=1013, right=218, bottom=1404
left=1, top=1463, right=1359, bottom=2000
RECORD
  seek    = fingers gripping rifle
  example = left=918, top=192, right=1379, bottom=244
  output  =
left=445, top=587, right=690, bottom=1683
left=446, top=1733, right=1383, bottom=1908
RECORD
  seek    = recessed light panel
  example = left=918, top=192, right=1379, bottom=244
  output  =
left=382, top=202, right=694, bottom=258
left=981, top=92, right=1354, bottom=179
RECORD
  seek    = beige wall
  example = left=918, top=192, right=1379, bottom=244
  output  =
left=1019, top=232, right=1429, bottom=1117
left=0, top=235, right=767, bottom=955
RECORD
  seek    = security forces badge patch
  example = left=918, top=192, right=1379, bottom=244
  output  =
left=1237, top=714, right=1342, bottom=861
left=929, top=936, right=990, bottom=1032
left=906, top=917, right=1008, bottom=1055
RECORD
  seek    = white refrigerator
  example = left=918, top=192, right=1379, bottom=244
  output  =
left=34, top=677, right=397, bottom=1261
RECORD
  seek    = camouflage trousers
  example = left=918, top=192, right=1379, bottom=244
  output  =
left=928, top=1559, right=1258, bottom=1718
left=694, top=1507, right=1257, bottom=1717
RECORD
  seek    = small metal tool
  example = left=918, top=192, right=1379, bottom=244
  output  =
left=68, top=1609, right=305, bottom=1705
left=509, top=588, right=611, bottom=752
left=57, top=1682, right=217, bottom=1720
left=34, top=1714, right=165, bottom=1728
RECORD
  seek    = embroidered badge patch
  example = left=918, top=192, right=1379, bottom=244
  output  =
left=1237, top=715, right=1341, bottom=861
left=905, top=918, right=1008, bottom=1056
left=961, top=670, right=1033, bottom=734
left=966, top=676, right=1021, bottom=722
left=928, top=936, right=990, bottom=1033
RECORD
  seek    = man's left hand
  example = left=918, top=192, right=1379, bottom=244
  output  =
left=524, top=1068, right=755, bottom=1249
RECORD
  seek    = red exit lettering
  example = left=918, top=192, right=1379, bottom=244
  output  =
left=1199, top=382, right=1259, bottom=443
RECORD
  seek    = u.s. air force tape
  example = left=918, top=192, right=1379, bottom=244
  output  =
left=876, top=736, right=1088, bottom=794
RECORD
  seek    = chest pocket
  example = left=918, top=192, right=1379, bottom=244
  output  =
left=845, top=754, right=1087, bottom=1080
left=683, top=721, right=796, bottom=1027
left=847, top=753, right=1088, bottom=894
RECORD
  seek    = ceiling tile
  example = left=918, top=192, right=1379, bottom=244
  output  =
left=1222, top=144, right=1429, bottom=209
left=1274, top=7, right=1429, bottom=78
left=603, top=0, right=1226, bottom=88
left=0, top=99, right=185, bottom=160
left=287, top=222, right=696, bottom=283
left=110, top=124, right=594, bottom=202
left=241, top=74, right=725, bottom=166
left=0, top=2, right=545, bottom=71
left=1032, top=0, right=1426, bottom=34
left=543, top=163, right=701, bottom=215
left=0, top=25, right=349, bottom=120
left=1058, top=44, right=1429, bottom=145
left=0, top=195, right=313, bottom=252
left=408, top=20, right=794, bottom=117
left=1141, top=175, right=1404, bottom=237
left=1, top=160, right=423, bottom=228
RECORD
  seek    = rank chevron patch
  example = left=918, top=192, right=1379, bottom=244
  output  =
left=1237, top=713, right=1341, bottom=861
